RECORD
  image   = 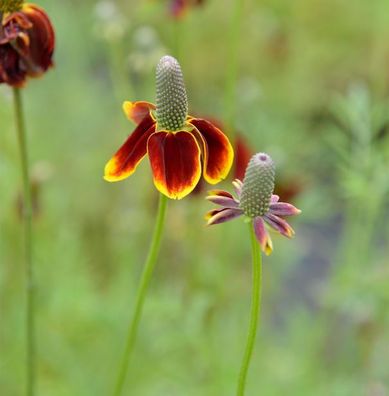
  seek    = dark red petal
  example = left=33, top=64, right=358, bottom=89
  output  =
left=0, top=45, right=27, bottom=87
left=104, top=115, right=156, bottom=181
left=189, top=118, right=234, bottom=184
left=21, top=4, right=55, bottom=76
left=147, top=131, right=201, bottom=199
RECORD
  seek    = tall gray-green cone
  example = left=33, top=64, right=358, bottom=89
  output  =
left=155, top=55, right=188, bottom=131
left=240, top=153, right=275, bottom=217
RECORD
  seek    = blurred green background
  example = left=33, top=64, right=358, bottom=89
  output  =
left=1, top=0, right=389, bottom=394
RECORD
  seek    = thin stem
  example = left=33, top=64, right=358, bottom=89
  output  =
left=224, top=0, right=244, bottom=139
left=13, top=87, right=35, bottom=396
left=237, top=221, right=262, bottom=396
left=113, top=193, right=168, bottom=396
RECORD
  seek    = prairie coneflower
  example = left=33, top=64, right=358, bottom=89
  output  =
left=107, top=55, right=233, bottom=396
left=0, top=1, right=55, bottom=86
left=205, top=153, right=300, bottom=395
left=206, top=153, right=300, bottom=255
left=1, top=1, right=55, bottom=395
left=104, top=55, right=233, bottom=200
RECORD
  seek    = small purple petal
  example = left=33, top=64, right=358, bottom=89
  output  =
left=253, top=217, right=273, bottom=255
left=270, top=194, right=279, bottom=203
left=269, top=202, right=301, bottom=216
left=263, top=213, right=295, bottom=238
left=206, top=208, right=243, bottom=226
left=206, top=195, right=239, bottom=208
left=232, top=179, right=243, bottom=198
left=207, top=189, right=234, bottom=199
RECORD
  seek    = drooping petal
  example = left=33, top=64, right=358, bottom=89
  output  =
left=232, top=179, right=243, bottom=198
left=270, top=194, right=280, bottom=203
left=104, top=115, right=156, bottom=182
left=253, top=217, right=273, bottom=256
left=189, top=118, right=234, bottom=184
left=206, top=194, right=239, bottom=208
left=0, top=45, right=26, bottom=86
left=122, top=101, right=156, bottom=125
left=206, top=208, right=243, bottom=226
left=269, top=202, right=301, bottom=216
left=147, top=131, right=202, bottom=199
left=207, top=189, right=234, bottom=199
left=263, top=213, right=295, bottom=238
left=20, top=4, right=55, bottom=76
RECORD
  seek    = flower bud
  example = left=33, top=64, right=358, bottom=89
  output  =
left=0, top=3, right=55, bottom=87
left=240, top=153, right=275, bottom=217
left=155, top=55, right=188, bottom=131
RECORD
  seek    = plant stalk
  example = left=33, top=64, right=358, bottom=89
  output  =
left=237, top=221, right=262, bottom=396
left=113, top=193, right=168, bottom=396
left=13, top=87, right=35, bottom=396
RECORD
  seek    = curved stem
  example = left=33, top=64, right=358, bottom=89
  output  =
left=13, top=88, right=35, bottom=396
left=113, top=193, right=168, bottom=396
left=237, top=221, right=262, bottom=396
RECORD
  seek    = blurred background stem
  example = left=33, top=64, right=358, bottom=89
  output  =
left=13, top=87, right=35, bottom=396
left=172, top=19, right=184, bottom=61
left=107, top=40, right=133, bottom=105
left=224, top=0, right=244, bottom=140
left=237, top=221, right=262, bottom=396
left=113, top=193, right=168, bottom=396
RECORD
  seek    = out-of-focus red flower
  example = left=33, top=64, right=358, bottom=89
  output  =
left=233, top=134, right=252, bottom=180
left=274, top=176, right=305, bottom=202
left=0, top=2, right=55, bottom=87
left=169, top=0, right=204, bottom=19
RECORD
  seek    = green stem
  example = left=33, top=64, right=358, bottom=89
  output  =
left=113, top=193, right=168, bottom=396
left=13, top=88, right=35, bottom=396
left=172, top=18, right=183, bottom=61
left=237, top=221, right=262, bottom=396
left=224, top=0, right=244, bottom=139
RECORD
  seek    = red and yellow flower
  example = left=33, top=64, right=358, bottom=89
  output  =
left=0, top=1, right=55, bottom=87
left=104, top=55, right=234, bottom=200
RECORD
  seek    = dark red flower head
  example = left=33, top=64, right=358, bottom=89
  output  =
left=0, top=1, right=55, bottom=87
left=104, top=55, right=234, bottom=200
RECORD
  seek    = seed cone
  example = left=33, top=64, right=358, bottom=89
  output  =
left=155, top=55, right=188, bottom=131
left=240, top=153, right=275, bottom=217
left=0, top=0, right=24, bottom=13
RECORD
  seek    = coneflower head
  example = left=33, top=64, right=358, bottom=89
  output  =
left=240, top=153, right=275, bottom=217
left=155, top=55, right=188, bottom=131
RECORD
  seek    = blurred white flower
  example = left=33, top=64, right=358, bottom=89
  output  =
left=127, top=26, right=166, bottom=76
left=94, top=0, right=128, bottom=42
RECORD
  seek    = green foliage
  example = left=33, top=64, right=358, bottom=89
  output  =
left=1, top=0, right=389, bottom=395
